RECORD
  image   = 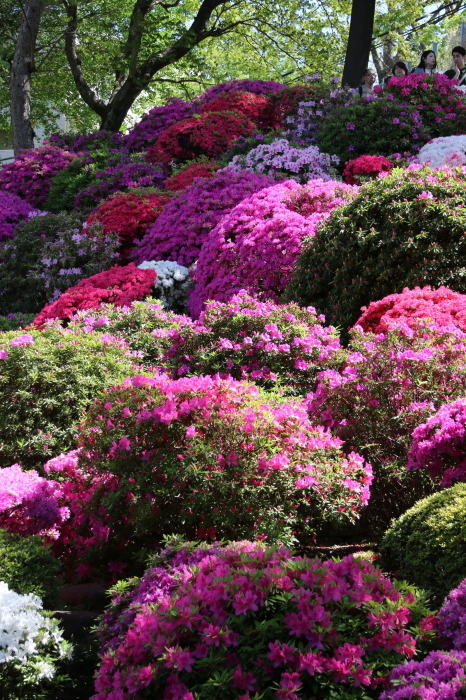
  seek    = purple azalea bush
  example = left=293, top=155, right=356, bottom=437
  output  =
left=381, top=651, right=466, bottom=700
left=47, top=130, right=127, bottom=155
left=126, top=98, right=199, bottom=152
left=437, top=578, right=466, bottom=650
left=0, top=191, right=40, bottom=242
left=198, top=79, right=285, bottom=104
left=133, top=169, right=273, bottom=267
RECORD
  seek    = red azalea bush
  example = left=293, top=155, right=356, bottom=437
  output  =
left=146, top=111, right=256, bottom=165
left=165, top=291, right=343, bottom=395
left=33, top=264, right=156, bottom=326
left=71, top=373, right=372, bottom=569
left=200, top=90, right=276, bottom=129
left=189, top=179, right=357, bottom=318
left=268, top=83, right=318, bottom=126
left=165, top=160, right=220, bottom=191
left=133, top=169, right=273, bottom=268
left=343, top=155, right=394, bottom=185
left=93, top=539, right=434, bottom=700
left=0, top=190, right=39, bottom=242
left=356, top=286, right=466, bottom=334
left=0, top=144, right=76, bottom=207
left=125, top=98, right=199, bottom=152
left=199, top=79, right=285, bottom=103
left=85, top=190, right=172, bottom=260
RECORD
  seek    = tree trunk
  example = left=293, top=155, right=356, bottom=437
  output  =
left=10, top=0, right=44, bottom=154
left=342, top=0, right=376, bottom=88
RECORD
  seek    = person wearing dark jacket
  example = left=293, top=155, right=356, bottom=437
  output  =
left=445, top=46, right=466, bottom=85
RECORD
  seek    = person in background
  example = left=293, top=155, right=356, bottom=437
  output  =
left=356, top=68, right=376, bottom=97
left=392, top=61, right=409, bottom=77
left=445, top=46, right=466, bottom=85
left=412, top=50, right=437, bottom=75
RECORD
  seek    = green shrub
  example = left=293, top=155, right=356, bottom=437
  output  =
left=286, top=166, right=466, bottom=330
left=0, top=530, right=61, bottom=609
left=0, top=327, right=137, bottom=469
left=45, top=152, right=112, bottom=213
left=380, top=484, right=466, bottom=601
left=0, top=314, right=35, bottom=331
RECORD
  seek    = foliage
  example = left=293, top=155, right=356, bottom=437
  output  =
left=0, top=530, right=61, bottom=609
left=286, top=166, right=466, bottom=330
left=342, top=155, right=394, bottom=185
left=190, top=179, right=357, bottom=318
left=0, top=145, right=76, bottom=208
left=0, top=191, right=39, bottom=242
left=165, top=159, right=219, bottom=191
left=138, top=260, right=190, bottom=311
left=33, top=264, right=156, bottom=326
left=164, top=291, right=343, bottom=396
left=125, top=98, right=198, bottom=152
left=0, top=326, right=136, bottom=469
left=146, top=111, right=256, bottom=164
left=133, top=168, right=273, bottom=267
left=380, top=483, right=466, bottom=600
left=74, top=373, right=372, bottom=568
left=226, top=138, right=340, bottom=183
left=437, top=577, right=466, bottom=651
left=93, top=540, right=433, bottom=700
left=381, top=650, right=466, bottom=700
left=45, top=153, right=116, bottom=214
left=86, top=189, right=172, bottom=260
left=0, top=314, right=35, bottom=332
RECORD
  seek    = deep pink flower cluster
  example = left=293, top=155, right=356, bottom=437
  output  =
left=189, top=179, right=357, bottom=317
left=381, top=651, right=466, bottom=700
left=200, top=91, right=276, bottom=129
left=126, top=98, right=199, bottom=152
left=342, top=155, right=394, bottom=185
left=0, top=144, right=76, bottom=207
left=93, top=541, right=432, bottom=700
left=165, top=161, right=219, bottom=191
left=164, top=290, right=343, bottom=395
left=133, top=169, right=273, bottom=267
left=0, top=463, right=69, bottom=536
left=437, top=577, right=466, bottom=650
left=0, top=190, right=39, bottom=242
left=407, top=398, right=466, bottom=486
left=33, top=263, right=156, bottom=326
left=356, top=286, right=466, bottom=334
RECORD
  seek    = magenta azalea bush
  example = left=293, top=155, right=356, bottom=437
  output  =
left=93, top=539, right=434, bottom=700
left=0, top=144, right=76, bottom=207
left=381, top=651, right=466, bottom=700
left=73, top=373, right=372, bottom=568
left=0, top=191, right=39, bottom=242
left=198, top=79, right=285, bottom=104
left=407, top=398, right=466, bottom=487
left=133, top=169, right=273, bottom=267
left=165, top=291, right=343, bottom=395
left=189, top=179, right=357, bottom=317
left=437, top=577, right=466, bottom=650
left=126, top=98, right=199, bottom=152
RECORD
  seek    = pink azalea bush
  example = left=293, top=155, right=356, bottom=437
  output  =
left=0, top=191, right=40, bottom=242
left=93, top=539, right=434, bottom=700
left=189, top=179, right=357, bottom=318
left=0, top=144, right=76, bottom=207
left=356, top=286, right=466, bottom=334
left=133, top=169, right=273, bottom=267
left=381, top=651, right=466, bottom=700
left=407, top=398, right=466, bottom=486
left=72, top=373, right=372, bottom=569
left=437, top=577, right=466, bottom=650
left=164, top=291, right=343, bottom=395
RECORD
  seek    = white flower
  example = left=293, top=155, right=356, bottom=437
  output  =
left=138, top=260, right=190, bottom=309
left=417, top=135, right=466, bottom=168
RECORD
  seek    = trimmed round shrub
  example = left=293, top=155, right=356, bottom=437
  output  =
left=342, top=155, right=394, bottom=185
left=0, top=530, right=61, bottom=609
left=125, top=98, right=198, bottom=152
left=0, top=144, right=76, bottom=207
left=286, top=166, right=466, bottom=330
left=33, top=263, right=156, bottom=326
left=165, top=291, right=343, bottom=395
left=381, top=651, right=466, bottom=700
left=94, top=540, right=433, bottom=700
left=437, top=577, right=466, bottom=650
left=190, top=179, right=357, bottom=318
left=380, top=483, right=466, bottom=599
left=164, top=160, right=219, bottom=191
left=0, top=191, right=39, bottom=242
left=146, top=111, right=256, bottom=164
left=0, top=326, right=136, bottom=469
left=356, top=286, right=466, bottom=334
left=417, top=134, right=466, bottom=168
left=200, top=90, right=274, bottom=128
left=133, top=169, right=273, bottom=267
left=73, top=374, right=372, bottom=567
left=68, top=300, right=192, bottom=367
left=86, top=189, right=172, bottom=260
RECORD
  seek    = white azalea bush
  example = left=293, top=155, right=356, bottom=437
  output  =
left=0, top=581, right=71, bottom=697
left=138, top=259, right=190, bottom=310
left=417, top=135, right=466, bottom=168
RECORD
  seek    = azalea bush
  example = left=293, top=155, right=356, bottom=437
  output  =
left=93, top=539, right=433, bottom=700
left=190, top=179, right=357, bottom=318
left=199, top=78, right=285, bottom=104
left=86, top=189, right=172, bottom=260
left=437, top=577, right=466, bottom=650
left=74, top=373, right=372, bottom=568
left=381, top=651, right=466, bottom=700
left=47, top=130, right=127, bottom=155
left=356, top=286, right=466, bottom=334
left=165, top=291, right=343, bottom=395
left=417, top=134, right=466, bottom=168
left=380, top=483, right=466, bottom=599
left=146, top=111, right=256, bottom=164
left=268, top=82, right=318, bottom=124
left=133, top=169, right=273, bottom=268
left=200, top=90, right=275, bottom=128
left=0, top=326, right=135, bottom=469
left=125, top=97, right=198, bottom=152
left=138, top=260, right=190, bottom=311
left=165, top=160, right=219, bottom=191
left=342, top=155, right=394, bottom=185
left=0, top=144, right=76, bottom=207
left=33, top=264, right=156, bottom=326
left=286, top=166, right=466, bottom=330
left=0, top=191, right=39, bottom=242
